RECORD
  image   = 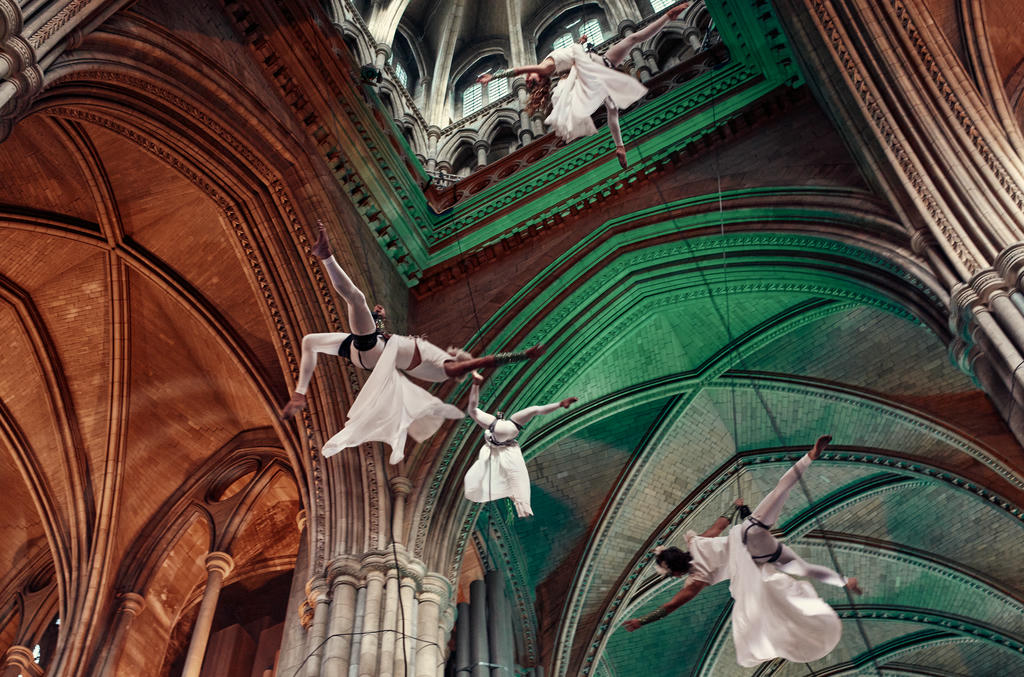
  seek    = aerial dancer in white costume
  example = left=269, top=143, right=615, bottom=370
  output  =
left=478, top=3, right=690, bottom=167
left=280, top=224, right=544, bottom=463
left=623, top=436, right=862, bottom=667
left=464, top=372, right=578, bottom=517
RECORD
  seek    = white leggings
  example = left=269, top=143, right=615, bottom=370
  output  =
left=743, top=454, right=846, bottom=587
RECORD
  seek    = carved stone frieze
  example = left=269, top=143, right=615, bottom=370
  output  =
left=799, top=0, right=981, bottom=275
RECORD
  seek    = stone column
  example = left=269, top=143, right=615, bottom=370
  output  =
left=426, top=126, right=442, bottom=172
left=513, top=82, right=533, bottom=146
left=303, top=576, right=331, bottom=677
left=323, top=557, right=361, bottom=677
left=375, top=44, right=392, bottom=70
left=485, top=571, right=512, bottom=677
left=181, top=551, right=234, bottom=677
left=378, top=571, right=400, bottom=677
left=949, top=253, right=1024, bottom=445
left=474, top=140, right=489, bottom=169
left=94, top=591, right=146, bottom=675
left=414, top=574, right=452, bottom=677
left=1, top=645, right=42, bottom=677
left=390, top=476, right=413, bottom=545
left=357, top=566, right=387, bottom=677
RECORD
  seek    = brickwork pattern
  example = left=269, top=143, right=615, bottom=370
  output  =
left=744, top=305, right=974, bottom=397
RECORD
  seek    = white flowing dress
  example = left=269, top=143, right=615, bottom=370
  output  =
left=322, top=334, right=464, bottom=464
left=686, top=526, right=842, bottom=667
left=463, top=385, right=568, bottom=518
left=464, top=418, right=534, bottom=518
left=545, top=42, right=648, bottom=142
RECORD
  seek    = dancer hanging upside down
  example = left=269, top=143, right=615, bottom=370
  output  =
left=478, top=2, right=690, bottom=168
left=464, top=372, right=577, bottom=517
left=624, top=435, right=862, bottom=667
left=281, top=224, right=544, bottom=463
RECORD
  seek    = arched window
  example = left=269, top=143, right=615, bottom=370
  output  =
left=462, top=83, right=484, bottom=116
left=389, top=32, right=419, bottom=93
left=392, top=60, right=408, bottom=87
left=537, top=5, right=610, bottom=60
left=650, top=0, right=677, bottom=11
left=454, top=55, right=513, bottom=120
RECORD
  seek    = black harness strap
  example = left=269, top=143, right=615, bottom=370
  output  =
left=741, top=516, right=783, bottom=563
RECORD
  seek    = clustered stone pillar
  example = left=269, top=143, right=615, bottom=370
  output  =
left=951, top=244, right=1024, bottom=444
left=181, top=551, right=235, bottom=677
left=474, top=140, right=490, bottom=170
left=284, top=550, right=454, bottom=677
left=1, top=645, right=42, bottom=677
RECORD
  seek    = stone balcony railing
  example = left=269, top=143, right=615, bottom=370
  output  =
left=422, top=41, right=730, bottom=211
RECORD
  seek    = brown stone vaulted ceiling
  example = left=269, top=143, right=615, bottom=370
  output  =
left=2, top=1, right=1024, bottom=676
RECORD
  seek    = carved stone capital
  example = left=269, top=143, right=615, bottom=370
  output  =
left=969, top=268, right=1009, bottom=304
left=295, top=508, right=307, bottom=532
left=204, top=551, right=235, bottom=577
left=3, top=645, right=42, bottom=676
left=389, top=475, right=413, bottom=496
left=995, top=243, right=1024, bottom=291
left=950, top=282, right=981, bottom=326
left=118, top=591, right=146, bottom=617
left=909, top=228, right=935, bottom=255
left=327, top=556, right=362, bottom=587
left=305, top=575, right=330, bottom=604
left=419, top=572, right=453, bottom=607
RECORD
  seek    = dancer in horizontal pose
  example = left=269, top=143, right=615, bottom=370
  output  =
left=623, top=435, right=862, bottom=667
left=281, top=224, right=543, bottom=463
left=464, top=372, right=577, bottom=517
left=478, top=2, right=689, bottom=167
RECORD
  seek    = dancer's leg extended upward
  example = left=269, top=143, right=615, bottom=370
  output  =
left=281, top=224, right=543, bottom=418
left=744, top=435, right=861, bottom=594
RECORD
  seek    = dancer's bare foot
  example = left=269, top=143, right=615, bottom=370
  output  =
left=845, top=577, right=863, bottom=595
left=524, top=344, right=545, bottom=359
left=472, top=370, right=484, bottom=385
left=809, top=434, right=831, bottom=460
left=667, top=3, right=690, bottom=21
left=615, top=146, right=628, bottom=169
left=281, top=392, right=307, bottom=419
left=311, top=222, right=331, bottom=260
left=560, top=397, right=579, bottom=409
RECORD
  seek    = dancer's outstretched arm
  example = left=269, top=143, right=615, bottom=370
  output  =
left=700, top=499, right=747, bottom=537
left=509, top=396, right=578, bottom=427
left=477, top=59, right=556, bottom=85
left=623, top=578, right=708, bottom=631
left=467, top=378, right=497, bottom=429
left=606, top=3, right=690, bottom=66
